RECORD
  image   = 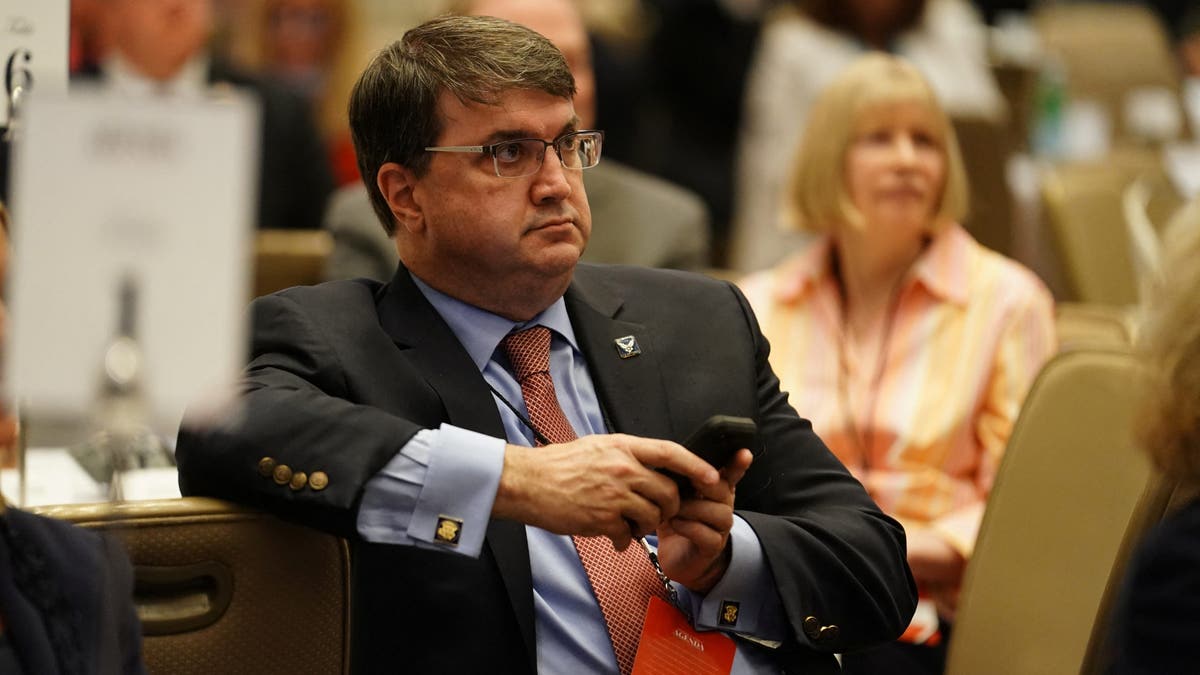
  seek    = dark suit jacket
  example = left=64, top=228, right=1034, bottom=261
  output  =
left=176, top=263, right=916, bottom=674
left=1105, top=496, right=1200, bottom=674
left=0, top=506, right=145, bottom=675
left=72, top=60, right=333, bottom=232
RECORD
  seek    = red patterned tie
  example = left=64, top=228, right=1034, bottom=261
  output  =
left=501, top=326, right=668, bottom=675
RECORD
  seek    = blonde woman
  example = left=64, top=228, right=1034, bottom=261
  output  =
left=1105, top=216, right=1200, bottom=673
left=739, top=53, right=1055, bottom=673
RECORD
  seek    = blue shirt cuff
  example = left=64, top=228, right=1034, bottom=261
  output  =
left=674, top=515, right=788, bottom=642
left=355, top=424, right=506, bottom=557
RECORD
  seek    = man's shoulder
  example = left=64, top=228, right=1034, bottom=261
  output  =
left=586, top=160, right=707, bottom=222
left=261, top=277, right=386, bottom=315
left=572, top=263, right=736, bottom=304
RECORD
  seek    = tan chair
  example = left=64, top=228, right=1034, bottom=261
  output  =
left=1033, top=3, right=1187, bottom=144
left=253, top=229, right=333, bottom=297
left=1040, top=150, right=1164, bottom=305
left=946, top=348, right=1168, bottom=675
left=1055, top=302, right=1135, bottom=351
left=34, top=497, right=350, bottom=675
left=1123, top=169, right=1184, bottom=301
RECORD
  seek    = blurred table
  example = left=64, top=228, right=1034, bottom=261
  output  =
left=1, top=447, right=180, bottom=507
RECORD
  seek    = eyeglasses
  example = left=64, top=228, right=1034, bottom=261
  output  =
left=425, top=130, right=604, bottom=178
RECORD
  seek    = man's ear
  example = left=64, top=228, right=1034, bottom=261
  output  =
left=377, top=162, right=423, bottom=233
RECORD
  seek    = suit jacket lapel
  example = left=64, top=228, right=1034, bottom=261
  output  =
left=565, top=271, right=675, bottom=442
left=377, top=266, right=536, bottom=667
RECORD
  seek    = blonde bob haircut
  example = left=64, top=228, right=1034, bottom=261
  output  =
left=785, top=52, right=969, bottom=233
left=1138, top=215, right=1200, bottom=485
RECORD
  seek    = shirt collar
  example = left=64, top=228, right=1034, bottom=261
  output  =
left=909, top=222, right=972, bottom=307
left=770, top=223, right=972, bottom=307
left=103, top=53, right=211, bottom=99
left=410, top=273, right=579, bottom=372
left=770, top=235, right=835, bottom=304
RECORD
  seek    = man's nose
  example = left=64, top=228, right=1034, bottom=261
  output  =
left=530, top=148, right=572, bottom=204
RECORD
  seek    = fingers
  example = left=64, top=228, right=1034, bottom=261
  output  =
left=495, top=434, right=743, bottom=545
left=690, top=448, right=753, bottom=502
left=625, top=436, right=720, bottom=491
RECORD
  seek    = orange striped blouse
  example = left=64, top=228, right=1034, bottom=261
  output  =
left=739, top=223, right=1056, bottom=557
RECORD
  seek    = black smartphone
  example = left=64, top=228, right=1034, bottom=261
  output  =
left=666, top=415, right=757, bottom=497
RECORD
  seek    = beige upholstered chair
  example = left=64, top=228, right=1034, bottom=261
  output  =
left=1040, top=151, right=1164, bottom=305
left=253, top=229, right=333, bottom=297
left=34, top=497, right=351, bottom=675
left=1054, top=303, right=1135, bottom=352
left=946, top=348, right=1169, bottom=675
left=1123, top=170, right=1185, bottom=303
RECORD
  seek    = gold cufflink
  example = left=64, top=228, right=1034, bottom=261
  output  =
left=434, top=516, right=463, bottom=546
left=719, top=600, right=740, bottom=626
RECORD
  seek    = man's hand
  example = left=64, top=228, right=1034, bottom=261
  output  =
left=656, top=448, right=753, bottom=593
left=493, top=434, right=719, bottom=551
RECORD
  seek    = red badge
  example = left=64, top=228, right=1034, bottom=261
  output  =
left=631, top=596, right=736, bottom=675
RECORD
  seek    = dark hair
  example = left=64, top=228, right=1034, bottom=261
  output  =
left=348, top=14, right=576, bottom=236
left=796, top=0, right=926, bottom=45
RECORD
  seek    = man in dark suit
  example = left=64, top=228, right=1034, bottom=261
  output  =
left=176, top=14, right=916, bottom=674
left=77, top=0, right=332, bottom=231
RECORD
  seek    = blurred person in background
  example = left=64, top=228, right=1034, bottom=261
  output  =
left=738, top=54, right=1054, bottom=674
left=731, top=0, right=1004, bottom=273
left=221, top=0, right=368, bottom=186
left=76, top=0, right=333, bottom=231
left=0, top=202, right=146, bottom=675
left=637, top=0, right=766, bottom=263
left=323, top=0, right=711, bottom=281
left=1104, top=208, right=1200, bottom=674
left=70, top=0, right=107, bottom=74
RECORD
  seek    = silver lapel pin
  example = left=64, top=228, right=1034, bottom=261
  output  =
left=613, top=335, right=641, bottom=359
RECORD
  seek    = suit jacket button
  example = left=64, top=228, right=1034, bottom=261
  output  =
left=258, top=457, right=276, bottom=478
left=289, top=471, right=308, bottom=491
left=818, top=625, right=840, bottom=643
left=309, top=471, right=329, bottom=491
left=803, top=616, right=820, bottom=639
left=272, top=464, right=293, bottom=485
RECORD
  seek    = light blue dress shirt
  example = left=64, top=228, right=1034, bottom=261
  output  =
left=356, top=274, right=788, bottom=672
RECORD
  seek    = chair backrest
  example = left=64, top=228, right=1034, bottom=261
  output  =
left=1033, top=3, right=1185, bottom=145
left=946, top=348, right=1165, bottom=675
left=1054, top=302, right=1135, bottom=352
left=34, top=497, right=350, bottom=675
left=1123, top=168, right=1183, bottom=303
left=1040, top=151, right=1162, bottom=305
left=254, top=229, right=333, bottom=297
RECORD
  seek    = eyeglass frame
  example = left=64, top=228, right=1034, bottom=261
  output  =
left=424, top=129, right=604, bottom=178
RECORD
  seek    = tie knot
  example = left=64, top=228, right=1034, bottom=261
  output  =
left=501, top=325, right=552, bottom=382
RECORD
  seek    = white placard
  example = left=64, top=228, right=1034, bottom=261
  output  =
left=0, top=1, right=68, bottom=127
left=6, top=90, right=259, bottom=441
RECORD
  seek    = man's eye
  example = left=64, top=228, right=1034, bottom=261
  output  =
left=559, top=136, right=580, bottom=152
left=494, top=142, right=525, bottom=163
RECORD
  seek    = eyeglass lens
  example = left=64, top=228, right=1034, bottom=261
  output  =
left=493, top=132, right=602, bottom=177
